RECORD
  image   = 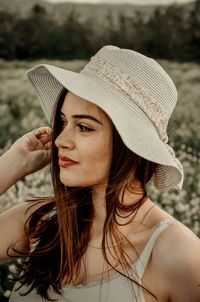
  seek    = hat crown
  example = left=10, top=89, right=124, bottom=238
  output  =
left=81, top=45, right=178, bottom=143
left=86, top=45, right=178, bottom=118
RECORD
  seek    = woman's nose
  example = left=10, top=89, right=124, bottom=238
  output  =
left=55, top=128, right=75, bottom=150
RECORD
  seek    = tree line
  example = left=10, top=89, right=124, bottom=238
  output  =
left=0, top=0, right=200, bottom=61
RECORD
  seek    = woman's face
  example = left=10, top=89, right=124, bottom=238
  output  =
left=55, top=91, right=113, bottom=188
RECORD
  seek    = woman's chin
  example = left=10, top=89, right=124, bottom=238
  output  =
left=59, top=177, right=90, bottom=188
left=59, top=172, right=106, bottom=188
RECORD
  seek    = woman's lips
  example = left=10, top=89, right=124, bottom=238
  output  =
left=58, top=154, right=78, bottom=167
left=58, top=159, right=78, bottom=167
left=58, top=154, right=77, bottom=162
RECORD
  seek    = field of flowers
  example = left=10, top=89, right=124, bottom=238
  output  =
left=0, top=58, right=199, bottom=300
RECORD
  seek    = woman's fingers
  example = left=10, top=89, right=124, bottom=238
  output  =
left=44, top=141, right=52, bottom=150
left=32, top=127, right=52, bottom=141
left=32, top=127, right=53, bottom=147
left=8, top=127, right=54, bottom=175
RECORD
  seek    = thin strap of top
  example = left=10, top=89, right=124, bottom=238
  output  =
left=135, top=218, right=180, bottom=279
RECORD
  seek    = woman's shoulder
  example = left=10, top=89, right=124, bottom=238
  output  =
left=153, top=218, right=200, bottom=263
left=142, top=200, right=200, bottom=300
left=144, top=199, right=200, bottom=267
left=154, top=221, right=200, bottom=300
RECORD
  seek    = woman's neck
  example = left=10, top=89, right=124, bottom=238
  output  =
left=90, top=181, right=147, bottom=241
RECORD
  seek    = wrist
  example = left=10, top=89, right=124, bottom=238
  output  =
left=6, top=147, right=28, bottom=179
left=0, top=147, right=28, bottom=196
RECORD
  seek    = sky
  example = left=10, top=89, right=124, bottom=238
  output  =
left=45, top=0, right=195, bottom=5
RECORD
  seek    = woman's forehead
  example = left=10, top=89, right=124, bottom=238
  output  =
left=61, top=91, right=110, bottom=123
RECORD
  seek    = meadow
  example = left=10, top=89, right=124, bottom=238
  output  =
left=0, top=58, right=199, bottom=300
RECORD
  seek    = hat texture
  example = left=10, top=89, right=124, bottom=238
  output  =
left=27, top=45, right=184, bottom=192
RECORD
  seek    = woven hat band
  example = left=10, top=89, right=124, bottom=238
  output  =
left=81, top=55, right=169, bottom=142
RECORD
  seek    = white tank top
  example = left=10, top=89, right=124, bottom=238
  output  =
left=9, top=218, right=179, bottom=302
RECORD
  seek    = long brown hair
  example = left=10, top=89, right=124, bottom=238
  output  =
left=8, top=89, right=159, bottom=301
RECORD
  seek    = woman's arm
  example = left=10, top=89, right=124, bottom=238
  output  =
left=0, top=127, right=52, bottom=264
left=0, top=148, right=28, bottom=196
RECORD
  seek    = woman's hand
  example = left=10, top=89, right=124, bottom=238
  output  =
left=11, top=127, right=53, bottom=176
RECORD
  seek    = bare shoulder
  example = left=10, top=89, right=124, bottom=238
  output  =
left=153, top=220, right=200, bottom=266
left=1, top=198, right=51, bottom=224
left=0, top=199, right=51, bottom=264
left=152, top=221, right=200, bottom=301
left=140, top=200, right=200, bottom=301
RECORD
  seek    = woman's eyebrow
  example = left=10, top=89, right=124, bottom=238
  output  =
left=60, top=112, right=103, bottom=125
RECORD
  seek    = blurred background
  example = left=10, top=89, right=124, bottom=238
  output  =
left=0, top=0, right=200, bottom=300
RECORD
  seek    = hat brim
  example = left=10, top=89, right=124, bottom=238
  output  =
left=27, top=64, right=183, bottom=191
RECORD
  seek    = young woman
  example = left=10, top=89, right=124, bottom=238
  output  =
left=0, top=45, right=199, bottom=302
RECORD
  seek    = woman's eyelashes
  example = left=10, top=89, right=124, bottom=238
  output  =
left=60, top=119, right=93, bottom=132
left=78, top=124, right=93, bottom=132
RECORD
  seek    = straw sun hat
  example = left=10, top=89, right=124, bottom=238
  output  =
left=27, top=45, right=184, bottom=192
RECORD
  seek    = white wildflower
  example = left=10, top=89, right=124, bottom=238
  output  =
left=3, top=290, right=11, bottom=298
left=9, top=264, right=17, bottom=274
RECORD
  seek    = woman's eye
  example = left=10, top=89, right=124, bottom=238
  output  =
left=60, top=120, right=93, bottom=132
left=78, top=124, right=93, bottom=132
